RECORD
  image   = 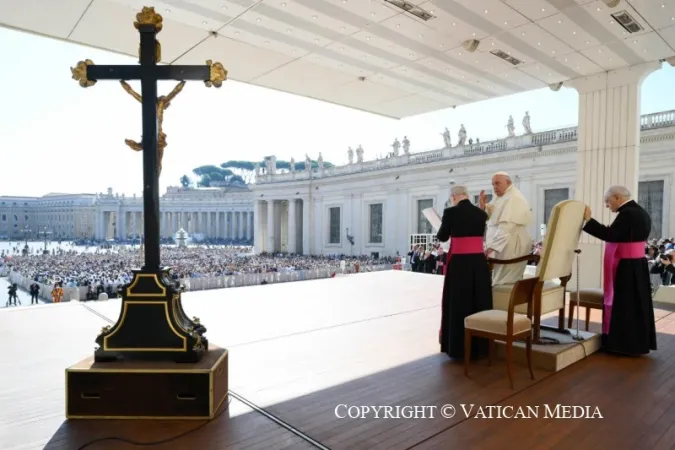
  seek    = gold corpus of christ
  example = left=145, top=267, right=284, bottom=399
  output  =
left=68, top=6, right=229, bottom=175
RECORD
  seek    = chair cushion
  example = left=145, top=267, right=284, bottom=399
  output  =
left=465, top=310, right=532, bottom=335
left=493, top=280, right=565, bottom=315
left=569, top=288, right=604, bottom=305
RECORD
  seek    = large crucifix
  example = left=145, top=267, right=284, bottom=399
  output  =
left=70, top=6, right=225, bottom=363
left=71, top=6, right=226, bottom=272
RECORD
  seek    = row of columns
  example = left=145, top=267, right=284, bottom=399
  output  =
left=95, top=210, right=254, bottom=241
left=255, top=199, right=307, bottom=254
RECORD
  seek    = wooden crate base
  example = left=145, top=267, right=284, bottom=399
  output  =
left=66, top=345, right=228, bottom=419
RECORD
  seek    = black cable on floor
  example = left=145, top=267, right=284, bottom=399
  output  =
left=74, top=397, right=231, bottom=450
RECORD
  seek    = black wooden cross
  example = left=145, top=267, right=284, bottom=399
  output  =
left=71, top=7, right=226, bottom=272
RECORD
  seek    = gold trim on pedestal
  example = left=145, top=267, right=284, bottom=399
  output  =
left=103, top=301, right=187, bottom=351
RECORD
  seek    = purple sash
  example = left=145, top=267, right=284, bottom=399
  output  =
left=602, top=242, right=645, bottom=334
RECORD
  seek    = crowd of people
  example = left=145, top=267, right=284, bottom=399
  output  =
left=0, top=244, right=394, bottom=302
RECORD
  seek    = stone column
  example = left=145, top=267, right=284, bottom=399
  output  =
left=267, top=201, right=275, bottom=253
left=205, top=211, right=211, bottom=238
left=302, top=198, right=310, bottom=255
left=569, top=62, right=660, bottom=289
left=237, top=211, right=244, bottom=239
left=247, top=211, right=253, bottom=241
left=254, top=201, right=262, bottom=253
left=215, top=211, right=220, bottom=238
left=288, top=199, right=297, bottom=254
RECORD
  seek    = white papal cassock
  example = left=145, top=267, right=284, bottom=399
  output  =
left=486, top=185, right=533, bottom=285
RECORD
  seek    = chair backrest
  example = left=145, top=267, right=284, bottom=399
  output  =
left=508, top=276, right=539, bottom=317
left=535, top=200, right=585, bottom=281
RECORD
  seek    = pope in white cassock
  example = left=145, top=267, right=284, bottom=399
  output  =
left=479, top=172, right=533, bottom=285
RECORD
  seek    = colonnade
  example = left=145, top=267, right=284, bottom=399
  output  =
left=95, top=209, right=254, bottom=240
left=254, top=199, right=307, bottom=254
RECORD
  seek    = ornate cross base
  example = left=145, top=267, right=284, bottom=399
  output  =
left=95, top=268, right=208, bottom=363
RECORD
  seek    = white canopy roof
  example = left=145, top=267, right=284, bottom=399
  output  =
left=2, top=0, right=674, bottom=118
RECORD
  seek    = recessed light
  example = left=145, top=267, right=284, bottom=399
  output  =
left=484, top=9, right=488, bottom=13
left=558, top=20, right=562, bottom=24
left=430, top=10, right=434, bottom=14
left=202, top=21, right=207, bottom=24
left=396, top=23, right=401, bottom=28
left=292, top=49, right=296, bottom=53
left=572, top=31, right=576, bottom=35
left=439, top=44, right=444, bottom=48
left=458, top=52, right=462, bottom=56
left=340, top=47, right=344, bottom=50
left=312, top=15, right=317, bottom=19
left=491, top=42, right=495, bottom=46
left=585, top=40, right=590, bottom=44
left=576, top=65, right=579, bottom=69
left=610, top=20, right=614, bottom=24
left=504, top=21, right=508, bottom=25
left=597, top=7, right=601, bottom=11
left=609, top=58, right=613, bottom=61
left=472, top=32, right=476, bottom=36
left=287, top=28, right=292, bottom=32
left=370, top=11, right=375, bottom=16
left=564, top=57, right=568, bottom=62
left=662, top=4, right=665, bottom=7
left=541, top=8, right=546, bottom=12
left=537, top=42, right=541, bottom=45
left=643, top=49, right=647, bottom=52
left=409, top=53, right=414, bottom=57
left=452, top=22, right=456, bottom=26
left=366, top=36, right=371, bottom=40
left=521, top=32, right=526, bottom=36
left=314, top=38, right=319, bottom=42
left=234, top=31, right=239, bottom=35
left=256, top=17, right=261, bottom=22
left=598, top=49, right=602, bottom=53
left=548, top=72, right=552, bottom=76
left=552, top=50, right=556, bottom=54
left=419, top=34, right=424, bottom=38
left=264, top=40, right=269, bottom=44
left=633, top=40, right=638, bottom=43
left=165, top=9, right=170, bottom=12
left=221, top=5, right=228, bottom=9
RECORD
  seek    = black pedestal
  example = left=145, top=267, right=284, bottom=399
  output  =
left=95, top=268, right=208, bottom=363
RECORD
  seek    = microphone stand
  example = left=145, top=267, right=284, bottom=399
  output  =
left=572, top=248, right=585, bottom=341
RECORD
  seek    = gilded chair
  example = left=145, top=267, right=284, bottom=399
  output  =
left=464, top=276, right=539, bottom=389
left=488, top=200, right=586, bottom=343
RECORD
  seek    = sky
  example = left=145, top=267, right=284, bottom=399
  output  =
left=0, top=26, right=674, bottom=198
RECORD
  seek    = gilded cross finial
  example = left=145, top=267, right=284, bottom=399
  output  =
left=205, top=60, right=227, bottom=88
left=134, top=7, right=163, bottom=32
left=70, top=59, right=97, bottom=88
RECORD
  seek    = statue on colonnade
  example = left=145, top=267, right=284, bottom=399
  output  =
left=391, top=138, right=400, bottom=156
left=522, top=111, right=532, bottom=134
left=441, top=127, right=451, bottom=148
left=457, top=125, right=467, bottom=146
left=347, top=146, right=354, bottom=164
left=507, top=115, right=515, bottom=137
left=356, top=145, right=364, bottom=163
left=402, top=136, right=410, bottom=154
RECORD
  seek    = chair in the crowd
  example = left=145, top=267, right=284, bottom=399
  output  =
left=464, top=276, right=539, bottom=389
left=488, top=200, right=586, bottom=343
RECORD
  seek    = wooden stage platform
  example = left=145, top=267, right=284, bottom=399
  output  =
left=2, top=270, right=675, bottom=450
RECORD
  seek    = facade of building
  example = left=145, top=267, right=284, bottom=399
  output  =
left=0, top=186, right=254, bottom=241
left=251, top=110, right=675, bottom=257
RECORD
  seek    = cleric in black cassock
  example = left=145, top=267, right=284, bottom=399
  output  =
left=436, top=185, right=493, bottom=359
left=582, top=185, right=657, bottom=355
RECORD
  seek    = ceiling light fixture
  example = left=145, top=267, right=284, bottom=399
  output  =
left=610, top=10, right=644, bottom=33
left=383, top=0, right=436, bottom=21
left=601, top=0, right=620, bottom=7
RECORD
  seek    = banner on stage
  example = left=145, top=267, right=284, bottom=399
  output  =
left=422, top=208, right=442, bottom=232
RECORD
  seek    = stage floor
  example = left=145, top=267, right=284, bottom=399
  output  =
left=2, top=271, right=675, bottom=450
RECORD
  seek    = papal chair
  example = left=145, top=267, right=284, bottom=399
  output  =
left=464, top=276, right=539, bottom=389
left=488, top=200, right=586, bottom=343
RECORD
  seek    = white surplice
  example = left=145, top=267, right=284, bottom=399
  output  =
left=485, top=185, right=533, bottom=285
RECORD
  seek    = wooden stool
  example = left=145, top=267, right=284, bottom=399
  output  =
left=567, top=289, right=604, bottom=331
